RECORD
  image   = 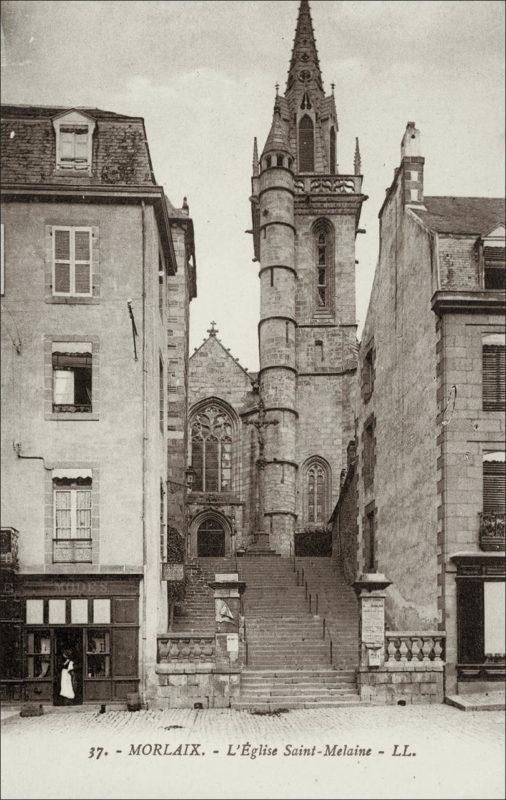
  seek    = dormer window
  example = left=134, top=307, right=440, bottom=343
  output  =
left=53, top=111, right=95, bottom=173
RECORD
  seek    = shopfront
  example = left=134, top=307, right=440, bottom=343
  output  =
left=2, top=576, right=140, bottom=704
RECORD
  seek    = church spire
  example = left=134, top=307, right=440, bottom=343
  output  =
left=285, top=0, right=323, bottom=99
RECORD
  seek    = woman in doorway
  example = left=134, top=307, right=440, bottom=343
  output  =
left=59, top=649, right=75, bottom=704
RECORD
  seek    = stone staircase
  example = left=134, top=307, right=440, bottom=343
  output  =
left=232, top=555, right=360, bottom=711
left=170, top=553, right=361, bottom=710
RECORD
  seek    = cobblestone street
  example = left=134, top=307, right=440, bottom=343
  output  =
left=1, top=704, right=504, bottom=799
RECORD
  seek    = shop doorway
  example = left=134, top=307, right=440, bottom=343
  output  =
left=53, top=628, right=83, bottom=705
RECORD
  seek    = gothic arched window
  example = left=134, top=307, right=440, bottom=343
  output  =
left=317, top=230, right=328, bottom=307
left=306, top=459, right=330, bottom=523
left=191, top=404, right=233, bottom=492
left=313, top=220, right=334, bottom=311
left=330, top=126, right=336, bottom=174
left=299, top=115, right=314, bottom=172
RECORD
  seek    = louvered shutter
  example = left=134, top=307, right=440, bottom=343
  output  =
left=483, top=460, right=506, bottom=513
left=483, top=345, right=506, bottom=410
left=299, top=115, right=314, bottom=172
left=53, top=228, right=71, bottom=293
left=484, top=247, right=505, bottom=290
left=74, top=230, right=91, bottom=294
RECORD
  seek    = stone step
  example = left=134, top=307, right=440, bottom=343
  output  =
left=232, top=698, right=361, bottom=711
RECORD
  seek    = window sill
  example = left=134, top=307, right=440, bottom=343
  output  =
left=53, top=167, right=93, bottom=177
left=46, top=412, right=99, bottom=422
left=45, top=296, right=100, bottom=305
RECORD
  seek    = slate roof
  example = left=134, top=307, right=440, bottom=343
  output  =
left=411, top=197, right=505, bottom=235
left=0, top=104, right=141, bottom=122
left=1, top=103, right=155, bottom=186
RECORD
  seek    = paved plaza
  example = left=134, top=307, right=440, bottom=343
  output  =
left=1, top=704, right=504, bottom=799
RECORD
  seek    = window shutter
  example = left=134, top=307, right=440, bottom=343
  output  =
left=483, top=460, right=506, bottom=513
left=73, top=230, right=91, bottom=294
left=483, top=345, right=506, bottom=410
left=484, top=247, right=506, bottom=290
left=54, top=228, right=71, bottom=293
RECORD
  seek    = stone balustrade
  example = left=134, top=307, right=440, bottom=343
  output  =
left=479, top=512, right=505, bottom=552
left=157, top=634, right=215, bottom=663
left=293, top=174, right=362, bottom=196
left=385, top=632, right=446, bottom=670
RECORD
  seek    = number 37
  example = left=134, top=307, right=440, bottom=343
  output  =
left=88, top=747, right=105, bottom=760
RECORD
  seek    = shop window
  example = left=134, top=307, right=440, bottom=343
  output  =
left=52, top=342, right=92, bottom=413
left=48, top=599, right=66, bottom=624
left=71, top=599, right=88, bottom=624
left=482, top=334, right=505, bottom=411
left=26, top=599, right=44, bottom=625
left=86, top=629, right=110, bottom=678
left=93, top=598, right=111, bottom=624
left=26, top=631, right=51, bottom=679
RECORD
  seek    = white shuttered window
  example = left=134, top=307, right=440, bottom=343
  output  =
left=52, top=227, right=92, bottom=296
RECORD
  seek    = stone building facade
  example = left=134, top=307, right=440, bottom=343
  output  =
left=334, top=121, right=505, bottom=702
left=0, top=104, right=196, bottom=706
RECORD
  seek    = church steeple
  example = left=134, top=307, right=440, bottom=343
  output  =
left=286, top=0, right=324, bottom=100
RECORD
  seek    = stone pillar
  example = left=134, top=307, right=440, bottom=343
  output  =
left=210, top=573, right=246, bottom=668
left=353, top=573, right=391, bottom=669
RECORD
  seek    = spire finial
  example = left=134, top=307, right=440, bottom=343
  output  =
left=275, top=82, right=279, bottom=96
left=354, top=137, right=361, bottom=176
left=252, top=137, right=259, bottom=176
left=331, top=82, right=335, bottom=95
left=207, top=321, right=218, bottom=337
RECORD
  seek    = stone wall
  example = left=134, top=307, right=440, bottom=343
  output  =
left=358, top=668, right=444, bottom=704
left=356, top=172, right=440, bottom=631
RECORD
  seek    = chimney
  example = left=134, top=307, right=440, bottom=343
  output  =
left=400, top=122, right=424, bottom=207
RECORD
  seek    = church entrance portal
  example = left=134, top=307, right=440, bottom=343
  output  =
left=197, top=519, right=226, bottom=557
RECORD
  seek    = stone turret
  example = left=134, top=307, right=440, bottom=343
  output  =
left=257, top=96, right=297, bottom=553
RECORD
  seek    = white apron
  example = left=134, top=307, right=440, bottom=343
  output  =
left=60, top=659, right=75, bottom=700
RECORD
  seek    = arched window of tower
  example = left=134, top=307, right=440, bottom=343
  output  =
left=299, top=114, right=314, bottom=172
left=312, top=219, right=334, bottom=312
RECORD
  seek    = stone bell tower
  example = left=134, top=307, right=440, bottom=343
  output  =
left=250, top=0, right=367, bottom=555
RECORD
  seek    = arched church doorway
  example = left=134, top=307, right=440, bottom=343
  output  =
left=197, top=518, right=226, bottom=557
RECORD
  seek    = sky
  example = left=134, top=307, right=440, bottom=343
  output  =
left=2, top=0, right=505, bottom=370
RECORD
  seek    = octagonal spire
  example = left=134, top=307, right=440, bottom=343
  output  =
left=285, top=0, right=324, bottom=100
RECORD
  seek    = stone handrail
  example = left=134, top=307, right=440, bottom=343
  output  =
left=385, top=632, right=446, bottom=669
left=157, top=634, right=215, bottom=663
